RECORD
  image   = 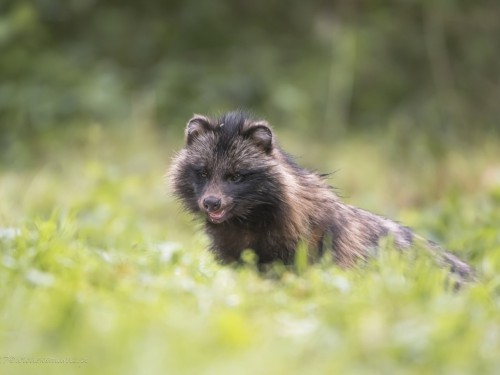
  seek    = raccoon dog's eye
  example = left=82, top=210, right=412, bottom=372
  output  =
left=228, top=173, right=243, bottom=183
left=197, top=168, right=209, bottom=179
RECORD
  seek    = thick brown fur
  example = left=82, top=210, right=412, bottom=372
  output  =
left=168, top=111, right=474, bottom=283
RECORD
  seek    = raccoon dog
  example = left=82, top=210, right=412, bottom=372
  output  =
left=168, top=111, right=473, bottom=283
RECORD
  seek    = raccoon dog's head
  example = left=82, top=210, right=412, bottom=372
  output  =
left=169, top=111, right=284, bottom=225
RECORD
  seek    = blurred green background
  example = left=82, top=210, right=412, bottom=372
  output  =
left=1, top=0, right=499, bottom=160
left=2, top=2, right=500, bottom=375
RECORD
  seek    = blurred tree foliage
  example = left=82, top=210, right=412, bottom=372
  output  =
left=0, top=0, right=499, bottom=153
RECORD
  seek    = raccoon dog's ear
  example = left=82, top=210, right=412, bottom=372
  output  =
left=185, top=114, right=212, bottom=145
left=242, top=120, right=273, bottom=153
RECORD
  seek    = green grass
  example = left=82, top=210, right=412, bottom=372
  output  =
left=1, top=124, right=500, bottom=375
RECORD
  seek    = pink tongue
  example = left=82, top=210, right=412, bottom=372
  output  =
left=209, top=210, right=224, bottom=219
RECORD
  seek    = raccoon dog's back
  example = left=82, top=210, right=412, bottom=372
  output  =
left=168, top=111, right=474, bottom=283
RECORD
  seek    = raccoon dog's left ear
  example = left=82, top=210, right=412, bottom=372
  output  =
left=185, top=114, right=212, bottom=145
left=242, top=120, right=273, bottom=153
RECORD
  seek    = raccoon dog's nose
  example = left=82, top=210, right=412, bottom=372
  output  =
left=203, top=196, right=221, bottom=212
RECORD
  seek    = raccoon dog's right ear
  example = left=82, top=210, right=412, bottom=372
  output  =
left=185, top=114, right=212, bottom=145
left=241, top=120, right=274, bottom=153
